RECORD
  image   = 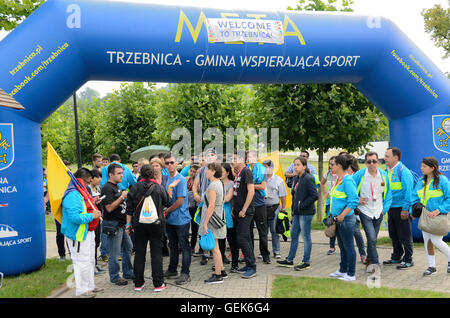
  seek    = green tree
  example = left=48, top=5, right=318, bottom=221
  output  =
left=0, top=0, right=44, bottom=31
left=96, top=82, right=158, bottom=162
left=422, top=2, right=450, bottom=59
left=248, top=0, right=389, bottom=221
left=152, top=83, right=252, bottom=158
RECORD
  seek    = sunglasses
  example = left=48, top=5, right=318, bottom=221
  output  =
left=366, top=160, right=378, bottom=164
left=165, top=161, right=176, bottom=165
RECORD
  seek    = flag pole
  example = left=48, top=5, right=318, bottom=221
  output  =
left=73, top=92, right=82, bottom=169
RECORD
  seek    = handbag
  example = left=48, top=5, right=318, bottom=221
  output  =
left=204, top=185, right=226, bottom=229
left=266, top=204, right=279, bottom=221
left=200, top=229, right=215, bottom=251
left=324, top=216, right=337, bottom=238
left=418, top=207, right=450, bottom=236
left=417, top=182, right=450, bottom=236
left=102, top=219, right=119, bottom=236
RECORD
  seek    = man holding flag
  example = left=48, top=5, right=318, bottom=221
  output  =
left=47, top=143, right=103, bottom=298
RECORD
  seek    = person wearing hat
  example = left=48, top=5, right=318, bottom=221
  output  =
left=262, top=159, right=287, bottom=259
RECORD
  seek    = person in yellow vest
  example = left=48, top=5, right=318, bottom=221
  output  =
left=383, top=147, right=415, bottom=269
left=62, top=168, right=102, bottom=298
left=411, top=157, right=450, bottom=276
left=327, top=154, right=360, bottom=281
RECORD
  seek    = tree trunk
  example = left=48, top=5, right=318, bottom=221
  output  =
left=317, top=149, right=324, bottom=223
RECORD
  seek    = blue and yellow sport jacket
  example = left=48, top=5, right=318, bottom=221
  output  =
left=412, top=175, right=450, bottom=214
left=329, top=174, right=359, bottom=217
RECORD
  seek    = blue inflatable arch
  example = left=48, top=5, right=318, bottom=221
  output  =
left=0, top=0, right=449, bottom=275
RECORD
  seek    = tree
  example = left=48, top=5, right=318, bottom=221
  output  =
left=248, top=0, right=389, bottom=222
left=152, top=83, right=252, bottom=159
left=422, top=2, right=450, bottom=59
left=0, top=0, right=44, bottom=31
left=95, top=82, right=159, bottom=162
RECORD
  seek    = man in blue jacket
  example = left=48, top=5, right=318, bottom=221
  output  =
left=100, top=153, right=137, bottom=190
left=353, top=152, right=392, bottom=268
left=382, top=147, right=415, bottom=269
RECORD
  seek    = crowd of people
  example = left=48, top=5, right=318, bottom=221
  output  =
left=51, top=147, right=450, bottom=298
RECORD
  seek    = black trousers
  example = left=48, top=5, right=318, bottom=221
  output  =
left=388, top=207, right=414, bottom=263
left=227, top=226, right=240, bottom=268
left=236, top=208, right=256, bottom=270
left=133, top=223, right=164, bottom=288
left=189, top=206, right=199, bottom=249
left=250, top=205, right=270, bottom=260
left=55, top=219, right=66, bottom=258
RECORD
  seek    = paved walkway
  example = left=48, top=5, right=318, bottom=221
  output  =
left=46, top=229, right=450, bottom=298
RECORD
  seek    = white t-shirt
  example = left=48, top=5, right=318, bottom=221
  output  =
left=265, top=174, right=287, bottom=206
left=358, top=169, right=384, bottom=219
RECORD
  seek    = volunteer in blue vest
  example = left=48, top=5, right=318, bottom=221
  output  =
left=100, top=153, right=137, bottom=190
left=411, top=157, right=450, bottom=276
left=352, top=151, right=392, bottom=268
left=383, top=147, right=415, bottom=269
left=62, top=168, right=102, bottom=298
left=328, top=154, right=360, bottom=281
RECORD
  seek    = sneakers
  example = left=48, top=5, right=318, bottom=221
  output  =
left=134, top=284, right=145, bottom=292
left=91, top=287, right=104, bottom=293
left=221, top=270, right=228, bottom=279
left=242, top=268, right=257, bottom=279
left=327, top=249, right=335, bottom=255
left=277, top=259, right=294, bottom=268
left=200, top=256, right=208, bottom=265
left=360, top=255, right=367, bottom=264
left=329, top=270, right=346, bottom=278
left=113, top=278, right=128, bottom=286
left=338, top=274, right=356, bottom=282
left=236, top=266, right=249, bottom=274
left=382, top=259, right=401, bottom=265
left=274, top=253, right=281, bottom=259
left=154, top=283, right=167, bottom=292
left=176, top=273, right=191, bottom=285
left=204, top=274, right=224, bottom=284
left=263, top=258, right=271, bottom=264
left=396, top=261, right=414, bottom=270
left=230, top=266, right=240, bottom=273
left=164, top=270, right=178, bottom=279
left=294, top=262, right=310, bottom=271
left=423, top=267, right=437, bottom=276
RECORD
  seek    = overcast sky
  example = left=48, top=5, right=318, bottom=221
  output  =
left=1, top=0, right=449, bottom=96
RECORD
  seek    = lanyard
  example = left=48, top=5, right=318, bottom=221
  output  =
left=331, top=174, right=346, bottom=193
left=234, top=166, right=245, bottom=183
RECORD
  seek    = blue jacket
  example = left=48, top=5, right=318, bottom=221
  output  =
left=61, top=190, right=93, bottom=242
left=352, top=168, right=393, bottom=213
left=412, top=175, right=450, bottom=214
left=249, top=162, right=266, bottom=198
left=329, top=174, right=359, bottom=217
left=100, top=162, right=137, bottom=190
left=384, top=162, right=414, bottom=212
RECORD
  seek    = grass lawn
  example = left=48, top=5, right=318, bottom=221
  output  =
left=271, top=275, right=450, bottom=298
left=0, top=258, right=72, bottom=298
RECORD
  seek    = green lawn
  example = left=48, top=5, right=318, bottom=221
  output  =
left=271, top=276, right=450, bottom=298
left=0, top=258, right=72, bottom=298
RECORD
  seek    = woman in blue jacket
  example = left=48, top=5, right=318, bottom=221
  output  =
left=412, top=157, right=450, bottom=276
left=328, top=154, right=360, bottom=281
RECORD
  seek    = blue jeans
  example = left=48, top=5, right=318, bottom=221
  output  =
left=287, top=214, right=314, bottom=263
left=166, top=222, right=191, bottom=275
left=354, top=218, right=366, bottom=257
left=359, top=213, right=383, bottom=264
left=106, top=225, right=133, bottom=283
left=269, top=207, right=281, bottom=255
left=336, top=213, right=357, bottom=276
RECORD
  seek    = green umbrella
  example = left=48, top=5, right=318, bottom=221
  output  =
left=129, top=145, right=170, bottom=162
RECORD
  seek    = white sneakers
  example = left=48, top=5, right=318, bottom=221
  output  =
left=329, top=270, right=356, bottom=281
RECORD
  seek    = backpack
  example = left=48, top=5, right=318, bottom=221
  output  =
left=136, top=184, right=159, bottom=224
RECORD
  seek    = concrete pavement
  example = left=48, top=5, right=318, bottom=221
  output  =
left=46, top=229, right=450, bottom=298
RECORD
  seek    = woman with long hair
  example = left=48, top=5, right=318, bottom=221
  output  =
left=328, top=154, right=360, bottom=281
left=412, top=157, right=450, bottom=276
left=321, top=156, right=337, bottom=255
left=277, top=156, right=318, bottom=271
